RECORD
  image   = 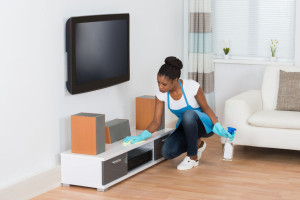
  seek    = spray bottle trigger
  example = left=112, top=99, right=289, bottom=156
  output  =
left=227, top=127, right=236, bottom=135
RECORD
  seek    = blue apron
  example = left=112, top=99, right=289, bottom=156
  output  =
left=167, top=80, right=213, bottom=136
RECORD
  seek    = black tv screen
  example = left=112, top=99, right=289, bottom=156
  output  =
left=66, top=14, right=130, bottom=95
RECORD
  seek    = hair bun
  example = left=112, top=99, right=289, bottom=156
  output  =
left=165, top=56, right=183, bottom=70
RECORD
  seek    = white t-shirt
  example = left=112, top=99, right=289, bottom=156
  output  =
left=156, top=79, right=201, bottom=110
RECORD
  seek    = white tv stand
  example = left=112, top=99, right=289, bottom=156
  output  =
left=61, top=128, right=172, bottom=191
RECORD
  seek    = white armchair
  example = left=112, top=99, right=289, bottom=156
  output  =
left=222, top=66, right=300, bottom=150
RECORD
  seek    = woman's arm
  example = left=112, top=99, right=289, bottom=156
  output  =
left=195, top=87, right=218, bottom=125
left=146, top=97, right=165, bottom=133
left=194, top=87, right=234, bottom=140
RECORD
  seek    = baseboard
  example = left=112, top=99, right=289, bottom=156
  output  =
left=0, top=166, right=61, bottom=200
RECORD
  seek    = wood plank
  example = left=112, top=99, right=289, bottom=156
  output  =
left=33, top=135, right=300, bottom=200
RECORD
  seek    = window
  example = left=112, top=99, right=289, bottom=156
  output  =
left=212, top=0, right=295, bottom=61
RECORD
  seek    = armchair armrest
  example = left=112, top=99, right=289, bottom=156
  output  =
left=222, top=90, right=263, bottom=127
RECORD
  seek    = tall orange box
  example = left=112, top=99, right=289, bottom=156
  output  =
left=136, top=95, right=164, bottom=130
left=71, top=113, right=105, bottom=155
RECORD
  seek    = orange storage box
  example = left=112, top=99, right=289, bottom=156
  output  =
left=71, top=113, right=105, bottom=155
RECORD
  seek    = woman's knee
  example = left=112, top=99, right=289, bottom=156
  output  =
left=182, top=110, right=198, bottom=125
left=161, top=143, right=177, bottom=159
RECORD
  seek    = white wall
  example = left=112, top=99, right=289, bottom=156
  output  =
left=0, top=0, right=183, bottom=189
left=214, top=63, right=266, bottom=122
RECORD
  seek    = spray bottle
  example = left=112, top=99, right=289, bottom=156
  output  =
left=223, top=127, right=236, bottom=161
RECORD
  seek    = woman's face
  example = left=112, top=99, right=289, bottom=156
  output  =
left=157, top=74, right=177, bottom=93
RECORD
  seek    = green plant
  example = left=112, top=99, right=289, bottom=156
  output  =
left=223, top=47, right=230, bottom=55
left=223, top=39, right=230, bottom=55
left=270, top=39, right=278, bottom=57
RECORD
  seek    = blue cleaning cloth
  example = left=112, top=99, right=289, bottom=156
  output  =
left=123, top=130, right=152, bottom=144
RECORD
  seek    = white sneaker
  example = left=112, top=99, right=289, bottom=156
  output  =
left=197, top=141, right=206, bottom=161
left=177, top=156, right=199, bottom=170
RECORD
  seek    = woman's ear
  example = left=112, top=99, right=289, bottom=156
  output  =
left=171, top=78, right=178, bottom=87
left=171, top=79, right=176, bottom=85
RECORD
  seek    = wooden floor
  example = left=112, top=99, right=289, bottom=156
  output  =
left=33, top=135, right=300, bottom=200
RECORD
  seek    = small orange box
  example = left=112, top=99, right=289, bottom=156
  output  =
left=105, top=127, right=111, bottom=144
left=71, top=113, right=105, bottom=155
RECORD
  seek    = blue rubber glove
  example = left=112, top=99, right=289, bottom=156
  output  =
left=212, top=122, right=234, bottom=141
left=123, top=130, right=152, bottom=144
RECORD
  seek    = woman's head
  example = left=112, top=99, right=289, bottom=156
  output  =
left=158, top=56, right=183, bottom=80
left=157, top=56, right=183, bottom=93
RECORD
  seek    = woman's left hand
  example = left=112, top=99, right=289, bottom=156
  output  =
left=123, top=130, right=152, bottom=144
left=212, top=122, right=234, bottom=141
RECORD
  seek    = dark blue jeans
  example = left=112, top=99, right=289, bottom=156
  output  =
left=161, top=110, right=214, bottom=159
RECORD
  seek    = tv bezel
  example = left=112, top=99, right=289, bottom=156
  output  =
left=66, top=13, right=130, bottom=95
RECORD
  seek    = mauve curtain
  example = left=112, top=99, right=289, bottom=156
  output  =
left=188, top=0, right=215, bottom=110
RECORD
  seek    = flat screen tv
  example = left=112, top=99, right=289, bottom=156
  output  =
left=66, top=14, right=130, bottom=95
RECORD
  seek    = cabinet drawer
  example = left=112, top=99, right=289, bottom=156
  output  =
left=154, top=134, right=169, bottom=160
left=102, top=153, right=127, bottom=185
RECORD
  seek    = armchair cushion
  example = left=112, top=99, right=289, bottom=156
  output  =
left=261, top=66, right=300, bottom=110
left=276, top=70, right=300, bottom=111
left=248, top=110, right=300, bottom=129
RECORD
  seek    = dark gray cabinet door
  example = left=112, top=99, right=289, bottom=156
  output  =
left=102, top=153, right=127, bottom=185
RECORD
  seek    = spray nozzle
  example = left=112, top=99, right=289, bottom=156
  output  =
left=227, top=127, right=236, bottom=135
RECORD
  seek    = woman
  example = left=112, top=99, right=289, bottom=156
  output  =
left=124, top=56, right=233, bottom=170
